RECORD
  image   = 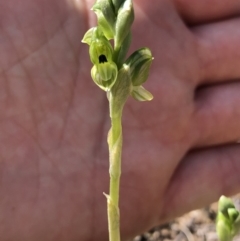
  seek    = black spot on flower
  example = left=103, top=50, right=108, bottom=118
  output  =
left=99, top=54, right=107, bottom=63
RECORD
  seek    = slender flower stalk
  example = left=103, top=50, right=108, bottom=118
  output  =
left=82, top=0, right=153, bottom=240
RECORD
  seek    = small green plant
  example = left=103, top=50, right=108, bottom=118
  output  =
left=216, top=195, right=240, bottom=241
left=82, top=0, right=153, bottom=240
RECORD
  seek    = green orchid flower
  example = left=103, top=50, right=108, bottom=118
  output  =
left=82, top=27, right=118, bottom=91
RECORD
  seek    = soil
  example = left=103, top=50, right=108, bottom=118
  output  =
left=133, top=194, right=240, bottom=241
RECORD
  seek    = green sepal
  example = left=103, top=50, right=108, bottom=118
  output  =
left=130, top=85, right=153, bottom=101
left=115, top=0, right=134, bottom=50
left=125, top=47, right=153, bottom=86
left=81, top=27, right=95, bottom=45
left=92, top=0, right=116, bottom=39
left=91, top=61, right=118, bottom=91
left=82, top=27, right=106, bottom=46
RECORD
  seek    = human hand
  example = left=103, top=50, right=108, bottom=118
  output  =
left=0, top=0, right=240, bottom=240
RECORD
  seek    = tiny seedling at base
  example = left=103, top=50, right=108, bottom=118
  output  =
left=216, top=195, right=240, bottom=241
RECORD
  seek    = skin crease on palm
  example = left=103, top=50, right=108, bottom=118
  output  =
left=0, top=0, right=240, bottom=240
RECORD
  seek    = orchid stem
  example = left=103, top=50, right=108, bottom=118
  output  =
left=106, top=93, right=123, bottom=241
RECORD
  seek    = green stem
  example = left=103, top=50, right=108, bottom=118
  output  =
left=107, top=94, right=123, bottom=241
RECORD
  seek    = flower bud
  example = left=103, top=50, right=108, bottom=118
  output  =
left=125, top=47, right=153, bottom=86
left=91, top=61, right=118, bottom=91
left=93, top=10, right=114, bottom=39
left=130, top=85, right=153, bottom=101
left=115, top=0, right=134, bottom=49
left=112, top=0, right=125, bottom=12
left=81, top=27, right=95, bottom=45
left=82, top=27, right=105, bottom=46
left=92, top=0, right=116, bottom=39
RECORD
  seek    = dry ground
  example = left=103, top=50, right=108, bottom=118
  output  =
left=133, top=194, right=240, bottom=241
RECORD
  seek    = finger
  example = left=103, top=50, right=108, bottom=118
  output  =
left=161, top=144, right=240, bottom=222
left=173, top=0, right=240, bottom=25
left=193, top=82, right=240, bottom=147
left=193, top=17, right=240, bottom=84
